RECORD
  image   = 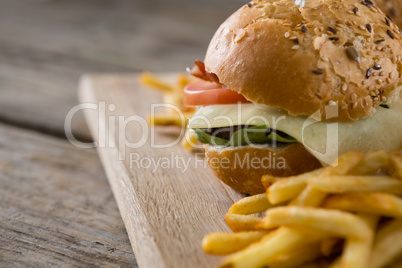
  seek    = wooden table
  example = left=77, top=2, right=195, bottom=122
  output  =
left=0, top=0, right=242, bottom=266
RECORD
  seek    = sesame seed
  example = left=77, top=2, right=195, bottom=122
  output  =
left=329, top=37, right=340, bottom=41
left=364, top=99, right=369, bottom=106
left=370, top=91, right=377, bottom=96
left=351, top=93, right=357, bottom=101
left=322, top=57, right=329, bottom=62
left=374, top=39, right=385, bottom=44
left=366, top=68, right=373, bottom=78
left=382, top=96, right=387, bottom=101
left=342, top=84, right=348, bottom=91
left=366, top=24, right=372, bottom=33
left=347, top=10, right=354, bottom=15
left=387, top=30, right=395, bottom=39
left=385, top=17, right=390, bottom=26
left=329, top=100, right=337, bottom=106
left=346, top=46, right=360, bottom=64
left=313, top=69, right=324, bottom=75
left=373, top=64, right=382, bottom=70
left=285, top=32, right=290, bottom=38
left=392, top=56, right=398, bottom=63
left=301, top=25, right=307, bottom=33
left=387, top=14, right=394, bottom=22
left=361, top=0, right=374, bottom=8
left=376, top=79, right=383, bottom=85
left=291, top=45, right=300, bottom=50
left=328, top=27, right=337, bottom=34
left=356, top=11, right=362, bottom=16
left=374, top=97, right=379, bottom=101
left=380, top=71, right=385, bottom=76
left=353, top=102, right=358, bottom=109
left=246, top=2, right=252, bottom=7
left=336, top=23, right=344, bottom=28
left=359, top=25, right=366, bottom=31
left=386, top=78, right=391, bottom=84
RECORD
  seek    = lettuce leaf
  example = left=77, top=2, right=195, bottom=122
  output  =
left=193, top=125, right=297, bottom=146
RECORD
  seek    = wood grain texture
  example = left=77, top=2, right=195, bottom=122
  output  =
left=0, top=0, right=242, bottom=139
left=79, top=73, right=244, bottom=268
left=0, top=123, right=137, bottom=267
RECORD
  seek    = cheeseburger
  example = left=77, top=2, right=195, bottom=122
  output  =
left=185, top=0, right=402, bottom=194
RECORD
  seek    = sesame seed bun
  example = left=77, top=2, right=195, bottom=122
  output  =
left=375, top=0, right=402, bottom=28
left=204, top=0, right=402, bottom=121
left=205, top=143, right=322, bottom=195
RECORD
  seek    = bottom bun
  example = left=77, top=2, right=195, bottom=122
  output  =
left=205, top=143, right=322, bottom=195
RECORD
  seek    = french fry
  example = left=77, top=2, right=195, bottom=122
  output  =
left=390, top=151, right=402, bottom=178
left=139, top=72, right=175, bottom=93
left=267, top=242, right=322, bottom=268
left=322, top=192, right=402, bottom=218
left=176, top=73, right=192, bottom=92
left=321, top=151, right=365, bottom=176
left=307, top=175, right=402, bottom=194
left=261, top=174, right=281, bottom=189
left=147, top=114, right=187, bottom=127
left=225, top=214, right=264, bottom=232
left=337, top=214, right=377, bottom=268
left=228, top=193, right=272, bottom=215
left=371, top=219, right=402, bottom=268
left=265, top=168, right=322, bottom=204
left=290, top=185, right=327, bottom=207
left=203, top=150, right=402, bottom=268
left=349, top=150, right=390, bottom=175
left=259, top=207, right=371, bottom=239
left=202, top=231, right=269, bottom=255
left=219, top=227, right=328, bottom=268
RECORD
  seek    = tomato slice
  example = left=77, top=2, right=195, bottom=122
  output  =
left=184, top=79, right=250, bottom=106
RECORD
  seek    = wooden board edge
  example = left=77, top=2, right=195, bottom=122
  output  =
left=78, top=74, right=168, bottom=268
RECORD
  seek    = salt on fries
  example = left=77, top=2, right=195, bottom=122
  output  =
left=202, top=150, right=402, bottom=268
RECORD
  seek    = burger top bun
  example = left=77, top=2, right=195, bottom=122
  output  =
left=375, top=0, right=402, bottom=28
left=205, top=0, right=402, bottom=121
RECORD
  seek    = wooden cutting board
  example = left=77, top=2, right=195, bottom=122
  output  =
left=78, top=73, right=244, bottom=268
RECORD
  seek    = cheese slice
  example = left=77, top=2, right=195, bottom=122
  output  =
left=188, top=101, right=402, bottom=165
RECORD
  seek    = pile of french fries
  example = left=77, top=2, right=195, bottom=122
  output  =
left=140, top=72, right=200, bottom=151
left=203, top=150, right=402, bottom=268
